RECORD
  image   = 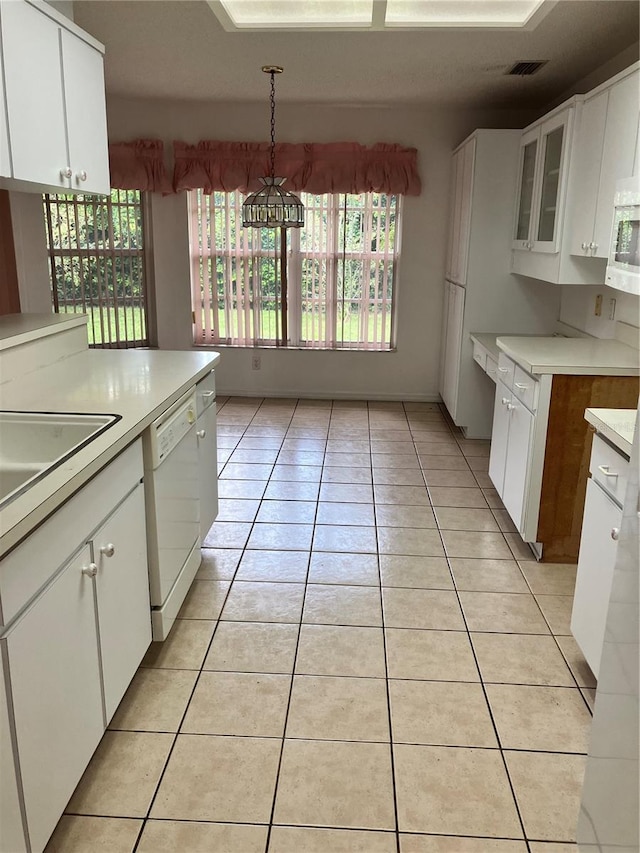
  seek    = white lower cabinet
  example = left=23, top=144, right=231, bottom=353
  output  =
left=94, top=485, right=152, bottom=720
left=0, top=442, right=151, bottom=853
left=571, top=436, right=627, bottom=679
left=196, top=371, right=219, bottom=542
left=4, top=546, right=105, bottom=853
left=489, top=374, right=536, bottom=535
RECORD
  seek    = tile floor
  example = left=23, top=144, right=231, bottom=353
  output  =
left=45, top=398, right=596, bottom=853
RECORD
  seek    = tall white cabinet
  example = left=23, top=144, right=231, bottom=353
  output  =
left=439, top=130, right=559, bottom=438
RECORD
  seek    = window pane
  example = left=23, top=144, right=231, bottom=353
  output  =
left=43, top=190, right=149, bottom=348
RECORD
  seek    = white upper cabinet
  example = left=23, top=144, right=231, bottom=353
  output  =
left=570, top=65, right=640, bottom=259
left=0, top=0, right=109, bottom=195
left=513, top=106, right=574, bottom=255
left=60, top=27, right=110, bottom=194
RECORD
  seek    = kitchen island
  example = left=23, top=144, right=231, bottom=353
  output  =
left=484, top=333, right=638, bottom=561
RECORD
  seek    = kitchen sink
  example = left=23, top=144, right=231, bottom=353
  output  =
left=0, top=412, right=121, bottom=509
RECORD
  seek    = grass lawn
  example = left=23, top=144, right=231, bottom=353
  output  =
left=59, top=305, right=147, bottom=346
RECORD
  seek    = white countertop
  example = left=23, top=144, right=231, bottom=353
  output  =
left=585, top=407, right=637, bottom=457
left=0, top=312, right=87, bottom=351
left=0, top=348, right=220, bottom=556
left=496, top=336, right=640, bottom=376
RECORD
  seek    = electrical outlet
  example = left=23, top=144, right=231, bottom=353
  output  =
left=251, top=354, right=261, bottom=370
left=608, top=298, right=617, bottom=321
left=594, top=294, right=602, bottom=317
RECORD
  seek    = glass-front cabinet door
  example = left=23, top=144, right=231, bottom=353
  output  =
left=513, top=106, right=573, bottom=255
left=514, top=130, right=538, bottom=248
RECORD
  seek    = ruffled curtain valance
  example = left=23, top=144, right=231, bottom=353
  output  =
left=109, top=139, right=171, bottom=193
left=172, top=141, right=421, bottom=196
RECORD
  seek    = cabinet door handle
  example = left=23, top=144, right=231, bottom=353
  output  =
left=60, top=167, right=72, bottom=179
left=76, top=170, right=88, bottom=182
left=514, top=382, right=529, bottom=390
left=81, top=562, right=98, bottom=578
left=196, top=429, right=206, bottom=439
left=100, top=543, right=115, bottom=558
left=611, top=527, right=620, bottom=541
left=598, top=465, right=619, bottom=478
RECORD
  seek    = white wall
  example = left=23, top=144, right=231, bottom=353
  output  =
left=106, top=95, right=535, bottom=399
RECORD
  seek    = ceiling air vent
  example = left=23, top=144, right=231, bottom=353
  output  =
left=507, top=60, right=548, bottom=76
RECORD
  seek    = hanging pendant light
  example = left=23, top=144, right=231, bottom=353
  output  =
left=242, top=66, right=305, bottom=229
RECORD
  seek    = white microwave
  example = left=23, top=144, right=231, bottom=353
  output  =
left=606, top=177, right=640, bottom=295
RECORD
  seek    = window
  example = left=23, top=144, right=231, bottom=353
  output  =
left=43, top=190, right=150, bottom=348
left=189, top=189, right=400, bottom=350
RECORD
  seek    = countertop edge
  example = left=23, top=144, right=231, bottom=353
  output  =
left=496, top=337, right=640, bottom=376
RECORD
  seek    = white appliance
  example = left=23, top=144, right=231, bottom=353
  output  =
left=606, top=177, right=640, bottom=294
left=143, top=388, right=201, bottom=640
left=196, top=370, right=219, bottom=541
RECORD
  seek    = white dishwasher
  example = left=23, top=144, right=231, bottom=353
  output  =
left=143, top=388, right=200, bottom=640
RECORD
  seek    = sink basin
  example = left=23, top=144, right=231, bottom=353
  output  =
left=0, top=412, right=120, bottom=509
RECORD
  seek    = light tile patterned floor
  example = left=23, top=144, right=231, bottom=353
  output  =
left=45, top=398, right=592, bottom=853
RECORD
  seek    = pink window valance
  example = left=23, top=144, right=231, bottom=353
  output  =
left=109, top=139, right=171, bottom=193
left=172, top=141, right=421, bottom=196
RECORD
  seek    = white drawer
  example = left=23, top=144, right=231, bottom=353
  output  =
left=590, top=433, right=629, bottom=505
left=512, top=364, right=538, bottom=412
left=486, top=355, right=498, bottom=383
left=496, top=353, right=515, bottom=390
left=472, top=341, right=487, bottom=371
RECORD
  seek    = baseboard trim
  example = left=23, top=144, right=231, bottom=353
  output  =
left=216, top=388, right=443, bottom=403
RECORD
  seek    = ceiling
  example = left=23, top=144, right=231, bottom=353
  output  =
left=73, top=0, right=639, bottom=110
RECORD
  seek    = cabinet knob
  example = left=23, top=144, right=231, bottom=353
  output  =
left=82, top=562, right=98, bottom=578
left=196, top=429, right=206, bottom=439
left=581, top=242, right=588, bottom=250
left=611, top=527, right=620, bottom=541
left=501, top=397, right=510, bottom=406
left=76, top=170, right=88, bottom=183
left=60, top=167, right=72, bottom=179
left=589, top=242, right=598, bottom=252
left=506, top=402, right=516, bottom=411
left=100, top=543, right=115, bottom=558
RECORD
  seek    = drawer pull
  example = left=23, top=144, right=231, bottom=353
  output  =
left=514, top=382, right=529, bottom=390
left=497, top=367, right=509, bottom=374
left=201, top=390, right=215, bottom=399
left=598, top=465, right=619, bottom=478
left=611, top=527, right=620, bottom=541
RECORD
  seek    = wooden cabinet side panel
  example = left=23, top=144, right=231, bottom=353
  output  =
left=537, top=375, right=639, bottom=561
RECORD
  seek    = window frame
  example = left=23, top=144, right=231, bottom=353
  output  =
left=43, top=189, right=154, bottom=349
left=189, top=188, right=401, bottom=351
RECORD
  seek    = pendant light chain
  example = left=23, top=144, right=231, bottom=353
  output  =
left=269, top=70, right=276, bottom=183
